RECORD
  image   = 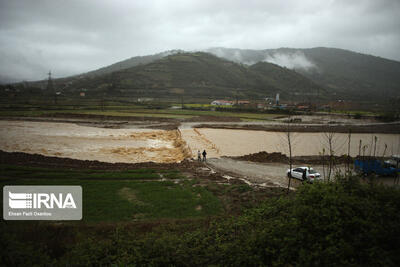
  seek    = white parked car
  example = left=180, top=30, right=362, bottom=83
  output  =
left=286, top=167, right=322, bottom=183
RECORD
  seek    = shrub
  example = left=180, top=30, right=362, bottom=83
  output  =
left=2, top=176, right=400, bottom=266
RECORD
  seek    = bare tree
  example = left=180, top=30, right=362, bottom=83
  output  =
left=362, top=145, right=368, bottom=158
left=347, top=130, right=352, bottom=175
left=397, top=135, right=400, bottom=155
left=382, top=143, right=388, bottom=160
left=285, top=120, right=293, bottom=194
left=323, top=130, right=336, bottom=182
left=369, top=135, right=374, bottom=157
left=373, top=136, right=378, bottom=157
left=320, top=148, right=326, bottom=180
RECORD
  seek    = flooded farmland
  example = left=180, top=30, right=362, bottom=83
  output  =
left=182, top=128, right=400, bottom=158
left=0, top=121, right=190, bottom=163
left=1, top=120, right=399, bottom=163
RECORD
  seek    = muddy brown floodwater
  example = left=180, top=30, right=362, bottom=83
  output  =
left=0, top=121, right=191, bottom=163
left=181, top=128, right=400, bottom=158
left=1, top=121, right=399, bottom=164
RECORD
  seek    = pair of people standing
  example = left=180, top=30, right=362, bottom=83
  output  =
left=197, top=150, right=207, bottom=162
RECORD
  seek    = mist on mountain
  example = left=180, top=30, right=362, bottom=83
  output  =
left=262, top=51, right=317, bottom=71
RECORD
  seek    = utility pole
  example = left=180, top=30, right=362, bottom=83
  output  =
left=46, top=71, right=57, bottom=104
left=181, top=96, right=184, bottom=109
left=235, top=89, right=239, bottom=106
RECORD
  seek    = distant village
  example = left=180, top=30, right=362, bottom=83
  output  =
left=0, top=73, right=360, bottom=113
left=209, top=93, right=351, bottom=112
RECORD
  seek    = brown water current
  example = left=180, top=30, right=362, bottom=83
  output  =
left=0, top=121, right=190, bottom=163
left=182, top=128, right=400, bottom=158
left=1, top=121, right=399, bottom=163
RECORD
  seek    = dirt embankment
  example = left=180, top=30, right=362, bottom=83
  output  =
left=231, top=151, right=353, bottom=165
left=0, top=150, right=192, bottom=170
left=195, top=122, right=400, bottom=134
left=42, top=113, right=179, bottom=122
left=231, top=151, right=288, bottom=163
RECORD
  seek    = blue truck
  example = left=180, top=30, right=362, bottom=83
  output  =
left=354, top=156, right=400, bottom=176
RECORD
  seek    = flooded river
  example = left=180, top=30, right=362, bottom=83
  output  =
left=0, top=121, right=190, bottom=163
left=181, top=128, right=400, bottom=158
left=0, top=120, right=399, bottom=163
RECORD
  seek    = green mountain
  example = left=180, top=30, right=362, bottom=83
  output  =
left=7, top=47, right=400, bottom=101
left=207, top=47, right=400, bottom=99
left=249, top=62, right=322, bottom=96
left=54, top=52, right=323, bottom=100
left=83, top=50, right=183, bottom=77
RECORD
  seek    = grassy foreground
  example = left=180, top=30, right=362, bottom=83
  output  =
left=1, top=171, right=399, bottom=266
left=0, top=164, right=221, bottom=222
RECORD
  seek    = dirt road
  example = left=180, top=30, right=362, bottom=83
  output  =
left=206, top=157, right=400, bottom=188
left=206, top=157, right=303, bottom=188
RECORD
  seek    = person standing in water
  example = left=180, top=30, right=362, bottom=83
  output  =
left=202, top=150, right=207, bottom=162
left=197, top=150, right=201, bottom=162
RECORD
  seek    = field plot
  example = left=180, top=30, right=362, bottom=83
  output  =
left=2, top=120, right=399, bottom=164
left=0, top=120, right=190, bottom=163
left=0, top=164, right=221, bottom=222
left=186, top=128, right=400, bottom=158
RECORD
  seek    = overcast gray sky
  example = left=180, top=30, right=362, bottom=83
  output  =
left=1, top=0, right=399, bottom=81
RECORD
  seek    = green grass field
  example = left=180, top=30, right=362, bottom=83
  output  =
left=0, top=104, right=278, bottom=121
left=0, top=164, right=221, bottom=222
